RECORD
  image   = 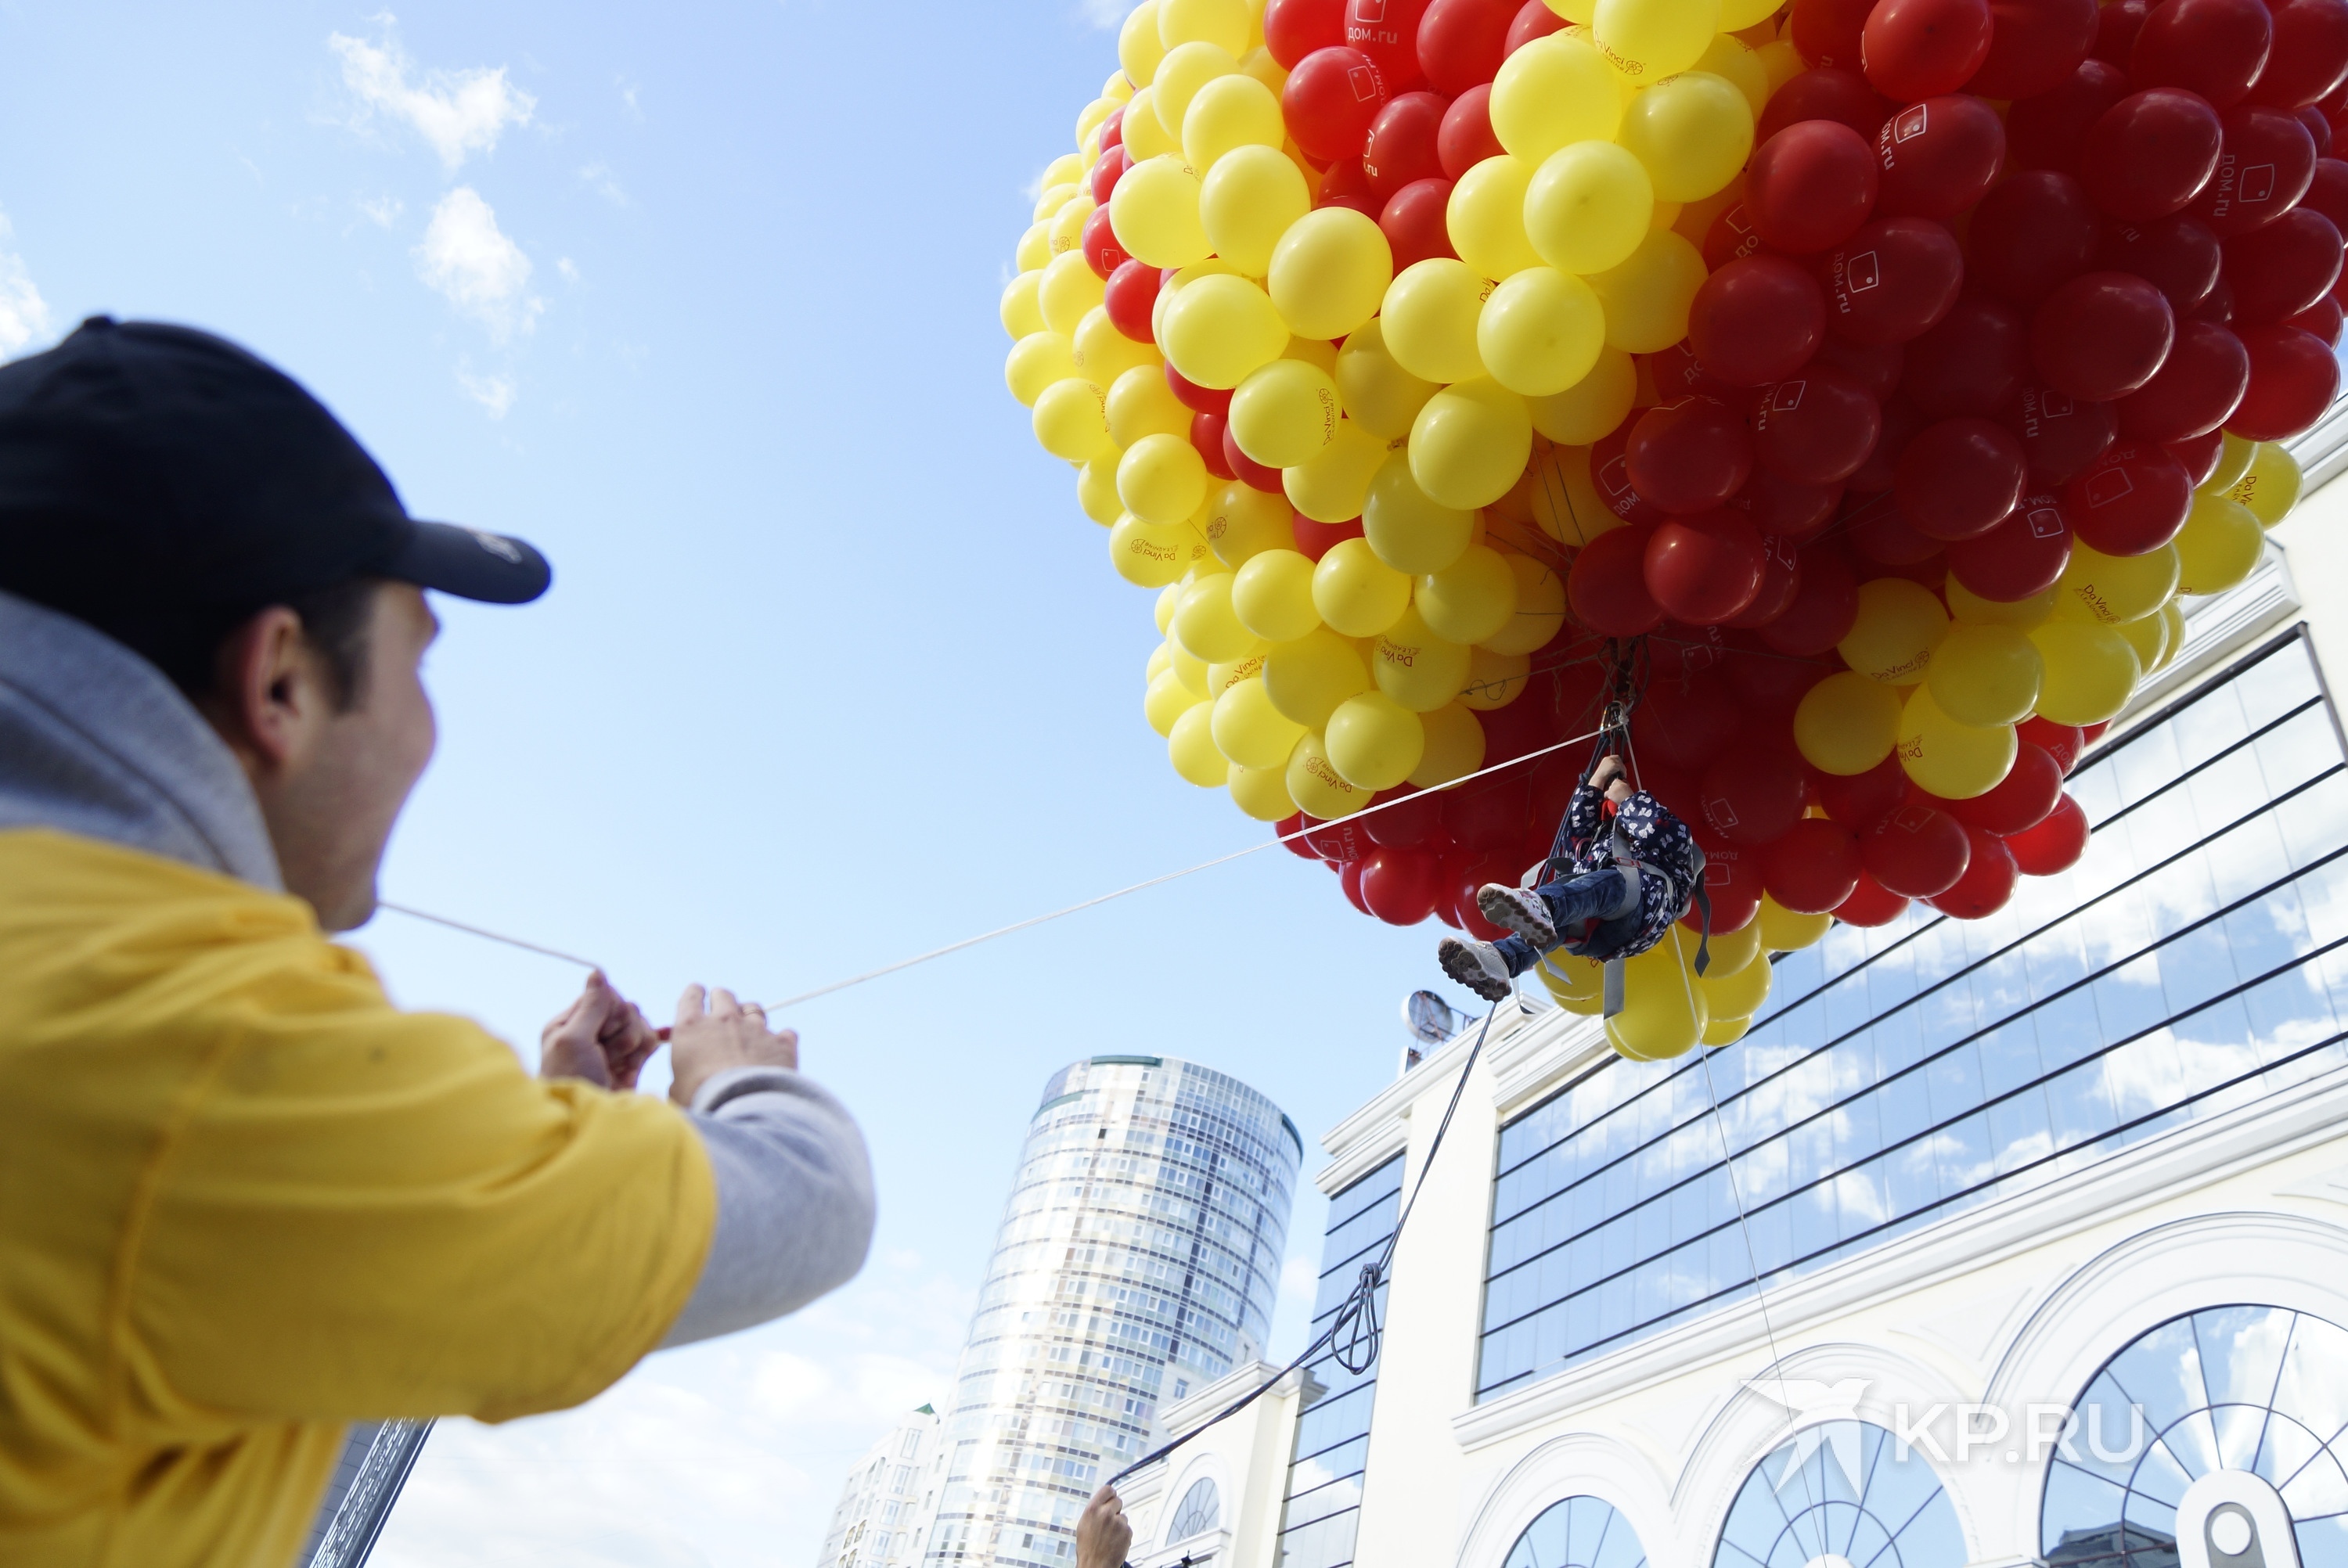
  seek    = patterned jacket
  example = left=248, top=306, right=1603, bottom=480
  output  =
left=1544, top=782, right=1705, bottom=962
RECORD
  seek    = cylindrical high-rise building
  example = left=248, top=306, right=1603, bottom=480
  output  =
left=920, top=1055, right=1299, bottom=1568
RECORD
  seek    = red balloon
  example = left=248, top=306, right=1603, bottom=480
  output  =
left=2249, top=0, right=2348, bottom=110
left=1316, top=155, right=1381, bottom=214
left=1223, top=420, right=1286, bottom=490
left=1165, top=360, right=1233, bottom=415
left=2168, top=427, right=2227, bottom=484
left=1339, top=856, right=1375, bottom=915
left=1846, top=395, right=1928, bottom=491
left=1632, top=676, right=1745, bottom=771
left=2095, top=213, right=2222, bottom=310
left=2010, top=58, right=2133, bottom=173
left=1309, top=812, right=1374, bottom=861
left=1876, top=95, right=2004, bottom=222
left=1864, top=800, right=1974, bottom=895
left=1081, top=205, right=1129, bottom=279
left=1733, top=467, right=1846, bottom=538
left=1904, top=294, right=2033, bottom=418
left=2224, top=207, right=2346, bottom=322
left=2020, top=715, right=2087, bottom=771
left=1812, top=334, right=1907, bottom=399
left=1699, top=749, right=1810, bottom=846
left=1949, top=743, right=2065, bottom=834
left=1090, top=144, right=1130, bottom=206
left=1440, top=771, right=1531, bottom=851
left=1968, top=0, right=2101, bottom=99
left=1417, top=0, right=1514, bottom=93
left=1823, top=216, right=1966, bottom=343
left=1380, top=178, right=1459, bottom=269
left=1837, top=869, right=1914, bottom=925
left=1896, top=416, right=2031, bottom=539
left=1504, top=0, right=1566, bottom=55
left=1946, top=492, right=2076, bottom=598
left=1794, top=0, right=1884, bottom=70
left=1568, top=524, right=1663, bottom=635
left=1702, top=202, right=1769, bottom=271
left=1688, top=839, right=1766, bottom=932
left=1759, top=67, right=1899, bottom=146
left=1446, top=850, right=1513, bottom=939
left=2192, top=275, right=2239, bottom=323
left=1363, top=783, right=1445, bottom=846
left=1647, top=340, right=1743, bottom=403
left=1104, top=259, right=1162, bottom=342
left=1728, top=534, right=1805, bottom=628
left=1364, top=92, right=1448, bottom=200
left=1821, top=753, right=1913, bottom=831
left=2228, top=322, right=2343, bottom=437
left=1753, top=363, right=1883, bottom=484
left=2030, top=271, right=2178, bottom=400
left=2114, top=318, right=2249, bottom=437
left=2080, top=88, right=2227, bottom=220
left=1195, top=409, right=1238, bottom=480
left=1345, top=0, right=1434, bottom=91
left=2062, top=439, right=2195, bottom=552
left=1627, top=397, right=1756, bottom=513
left=1967, top=171, right=2100, bottom=306
left=1763, top=817, right=1866, bottom=912
left=1928, top=825, right=2019, bottom=917
left=2306, top=104, right=2339, bottom=156
left=2191, top=106, right=2318, bottom=234
left=1438, top=85, right=1504, bottom=178
left=1688, top=256, right=1829, bottom=387
left=2285, top=295, right=2348, bottom=346
left=1590, top=426, right=1669, bottom=525
left=1100, top=105, right=1127, bottom=153
left=2096, top=0, right=2151, bottom=63
left=2130, top=0, right=2273, bottom=110
left=1760, top=543, right=1861, bottom=653
left=2000, top=383, right=2119, bottom=486
left=1644, top=510, right=1768, bottom=625
left=1266, top=0, right=1349, bottom=67
left=1749, top=120, right=1883, bottom=254
left=1278, top=812, right=1323, bottom=860
left=1284, top=46, right=1392, bottom=164
left=2007, top=791, right=2091, bottom=872
left=1862, top=0, right=1996, bottom=100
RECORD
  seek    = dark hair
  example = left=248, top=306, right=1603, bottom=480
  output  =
left=143, top=577, right=382, bottom=711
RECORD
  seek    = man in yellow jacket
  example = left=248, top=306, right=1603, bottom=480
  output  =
left=0, top=318, right=877, bottom=1566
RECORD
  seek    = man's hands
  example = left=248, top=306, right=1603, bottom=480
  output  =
left=539, top=971, right=662, bottom=1090
left=538, top=975, right=799, bottom=1102
left=668, top=984, right=799, bottom=1107
left=1591, top=753, right=1634, bottom=803
left=1076, top=1484, right=1133, bottom=1568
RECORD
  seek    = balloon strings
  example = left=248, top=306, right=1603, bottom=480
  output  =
left=373, top=901, right=603, bottom=971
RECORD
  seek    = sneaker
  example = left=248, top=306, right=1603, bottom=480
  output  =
left=1477, top=883, right=1557, bottom=948
left=1439, top=936, right=1514, bottom=1003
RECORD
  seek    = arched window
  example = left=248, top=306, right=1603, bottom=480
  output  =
left=2040, top=1306, right=2348, bottom=1568
left=1714, top=1419, right=1964, bottom=1568
left=1169, top=1476, right=1221, bottom=1542
left=1504, top=1494, right=1647, bottom=1568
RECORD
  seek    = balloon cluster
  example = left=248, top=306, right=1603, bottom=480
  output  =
left=1002, top=0, right=2342, bottom=1056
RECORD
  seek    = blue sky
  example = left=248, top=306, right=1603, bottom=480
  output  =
left=0, top=5, right=1484, bottom=1563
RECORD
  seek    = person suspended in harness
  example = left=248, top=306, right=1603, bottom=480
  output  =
left=1437, top=753, right=1708, bottom=1005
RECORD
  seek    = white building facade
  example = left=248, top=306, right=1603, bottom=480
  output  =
left=1113, top=436, right=2348, bottom=1568
left=818, top=1405, right=943, bottom=1568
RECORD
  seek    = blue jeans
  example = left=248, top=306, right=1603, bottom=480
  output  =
left=1493, top=867, right=1639, bottom=976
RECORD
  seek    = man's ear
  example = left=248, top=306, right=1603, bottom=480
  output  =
left=200, top=606, right=326, bottom=772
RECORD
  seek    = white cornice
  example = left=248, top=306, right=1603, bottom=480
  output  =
left=1316, top=1002, right=1544, bottom=1196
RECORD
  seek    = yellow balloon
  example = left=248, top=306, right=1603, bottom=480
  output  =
left=1240, top=43, right=1286, bottom=91
left=1793, top=671, right=1903, bottom=775
left=1284, top=334, right=1340, bottom=374
left=1155, top=595, right=1181, bottom=640
left=1326, top=690, right=1427, bottom=789
left=1521, top=441, right=1617, bottom=545
left=1449, top=155, right=1544, bottom=279
left=1417, top=544, right=1521, bottom=645
left=1206, top=643, right=1270, bottom=698
left=1168, top=700, right=1230, bottom=786
left=1153, top=41, right=1242, bottom=143
left=1371, top=604, right=1473, bottom=712
left=1489, top=35, right=1622, bottom=162
left=1124, top=86, right=1179, bottom=160
left=1702, top=917, right=1763, bottom=978
left=1462, top=645, right=1532, bottom=708
left=1540, top=951, right=1606, bottom=1013
left=1105, top=67, right=1136, bottom=103
left=1927, top=621, right=2044, bottom=728
left=1411, top=700, right=1489, bottom=786
left=1232, top=547, right=1323, bottom=640
left=1286, top=729, right=1373, bottom=818
left=2029, top=619, right=2142, bottom=725
left=1152, top=257, right=1244, bottom=344
left=1230, top=358, right=1341, bottom=469
left=1312, top=535, right=1413, bottom=637
left=1528, top=349, right=1638, bottom=444
left=1618, top=71, right=1753, bottom=201
left=1945, top=574, right=2056, bottom=629
left=1211, top=674, right=1308, bottom=768
left=1896, top=684, right=2018, bottom=800
left=1182, top=70, right=1283, bottom=170
left=1605, top=929, right=1709, bottom=1059
left=1112, top=512, right=1205, bottom=587
left=1118, top=431, right=1210, bottom=524
left=1380, top=258, right=1491, bottom=385
left=1206, top=481, right=1298, bottom=565
left=1410, top=378, right=1533, bottom=512
left=1006, top=333, right=1079, bottom=407
left=1285, top=420, right=1392, bottom=522
left=1107, top=363, right=1193, bottom=448
left=1269, top=207, right=1394, bottom=341
left=2054, top=541, right=2180, bottom=624
left=1146, top=667, right=1206, bottom=735
left=2202, top=430, right=2258, bottom=497
left=1699, top=950, right=1772, bottom=1019
left=2174, top=491, right=2263, bottom=595
left=1839, top=577, right=1949, bottom=684
left=1172, top=570, right=1258, bottom=660
left=1017, top=220, right=1053, bottom=273
left=1265, top=627, right=1371, bottom=726
left=1586, top=228, right=1708, bottom=351
left=2157, top=599, right=2186, bottom=672
left=1363, top=451, right=1479, bottom=574
left=1160, top=0, right=1249, bottom=51
left=1110, top=154, right=1211, bottom=268
left=1001, top=272, right=1046, bottom=339
left=1048, top=192, right=1097, bottom=257
left=1079, top=451, right=1125, bottom=523
left=2117, top=603, right=2171, bottom=673
left=1036, top=181, right=1080, bottom=222
left=1720, top=0, right=1787, bottom=25
left=1159, top=272, right=1290, bottom=390
left=1480, top=551, right=1568, bottom=653
left=1199, top=143, right=1310, bottom=275
left=1593, top=0, right=1723, bottom=81
left=1073, top=307, right=1160, bottom=389
left=2231, top=440, right=2304, bottom=526
left=1079, top=98, right=1116, bottom=145
left=1525, top=141, right=1655, bottom=276
left=1120, top=0, right=1167, bottom=85
left=1169, top=638, right=1209, bottom=693
left=1757, top=893, right=1831, bottom=952
left=1334, top=317, right=1442, bottom=441
left=1476, top=266, right=1608, bottom=397
left=1696, top=32, right=1770, bottom=114
left=1035, top=378, right=1114, bottom=462
left=1229, top=757, right=1299, bottom=821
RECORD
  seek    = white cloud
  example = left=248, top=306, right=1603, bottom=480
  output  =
left=415, top=186, right=541, bottom=341
left=0, top=210, right=50, bottom=356
left=1079, top=0, right=1126, bottom=29
left=556, top=257, right=581, bottom=283
left=456, top=363, right=516, bottom=419
left=330, top=23, right=535, bottom=171
left=358, top=193, right=404, bottom=228
left=578, top=162, right=628, bottom=207
left=618, top=77, right=643, bottom=121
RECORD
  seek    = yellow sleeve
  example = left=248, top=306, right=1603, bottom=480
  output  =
left=124, top=940, right=716, bottom=1425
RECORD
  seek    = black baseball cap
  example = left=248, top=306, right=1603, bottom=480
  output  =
left=0, top=316, right=549, bottom=686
